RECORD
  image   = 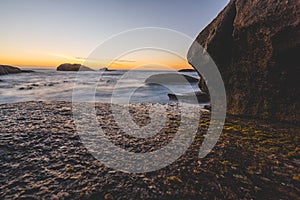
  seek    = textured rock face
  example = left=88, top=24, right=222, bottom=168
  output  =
left=188, top=0, right=300, bottom=122
left=57, top=63, right=94, bottom=71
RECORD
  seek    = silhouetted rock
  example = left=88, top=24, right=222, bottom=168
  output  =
left=145, top=73, right=198, bottom=85
left=57, top=63, right=94, bottom=71
left=188, top=0, right=300, bottom=122
left=99, top=67, right=115, bottom=72
left=0, top=65, right=33, bottom=75
left=178, top=69, right=196, bottom=72
left=21, top=70, right=34, bottom=73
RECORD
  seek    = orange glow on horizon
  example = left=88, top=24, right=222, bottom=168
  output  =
left=1, top=43, right=194, bottom=70
left=0, top=57, right=193, bottom=70
left=0, top=48, right=193, bottom=70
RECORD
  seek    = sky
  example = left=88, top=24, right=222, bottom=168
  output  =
left=0, top=0, right=229, bottom=69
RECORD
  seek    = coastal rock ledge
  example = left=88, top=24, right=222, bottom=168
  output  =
left=188, top=0, right=300, bottom=122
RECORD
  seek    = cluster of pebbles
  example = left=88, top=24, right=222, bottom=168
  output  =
left=0, top=101, right=299, bottom=199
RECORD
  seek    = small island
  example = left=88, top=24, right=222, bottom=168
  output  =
left=56, top=63, right=94, bottom=71
left=0, top=65, right=33, bottom=75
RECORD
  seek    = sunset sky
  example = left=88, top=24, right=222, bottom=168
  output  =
left=0, top=0, right=229, bottom=69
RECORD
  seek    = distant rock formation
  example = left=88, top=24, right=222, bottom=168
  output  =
left=188, top=0, right=300, bottom=122
left=0, top=65, right=33, bottom=75
left=145, top=73, right=198, bottom=85
left=99, top=67, right=115, bottom=72
left=57, top=63, right=94, bottom=71
left=178, top=69, right=196, bottom=72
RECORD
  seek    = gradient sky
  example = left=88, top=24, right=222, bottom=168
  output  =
left=0, top=0, right=229, bottom=69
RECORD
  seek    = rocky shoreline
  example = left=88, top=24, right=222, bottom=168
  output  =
left=0, top=101, right=299, bottom=199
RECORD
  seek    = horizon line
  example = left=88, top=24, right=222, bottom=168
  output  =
left=1, top=63, right=194, bottom=71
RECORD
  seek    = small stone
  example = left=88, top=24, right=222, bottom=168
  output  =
left=104, top=193, right=113, bottom=200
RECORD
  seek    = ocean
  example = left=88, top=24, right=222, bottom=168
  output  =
left=0, top=68, right=202, bottom=105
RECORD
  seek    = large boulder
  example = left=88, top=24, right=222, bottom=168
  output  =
left=0, top=65, right=33, bottom=75
left=57, top=63, right=94, bottom=71
left=188, top=0, right=300, bottom=122
left=145, top=73, right=198, bottom=85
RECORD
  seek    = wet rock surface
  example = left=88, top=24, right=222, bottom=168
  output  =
left=168, top=91, right=210, bottom=103
left=0, top=101, right=299, bottom=199
left=18, top=82, right=59, bottom=90
left=188, top=0, right=300, bottom=122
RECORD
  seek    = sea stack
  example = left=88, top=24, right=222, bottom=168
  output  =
left=188, top=0, right=300, bottom=122
left=145, top=73, right=198, bottom=85
left=57, top=63, right=94, bottom=71
left=0, top=65, right=33, bottom=75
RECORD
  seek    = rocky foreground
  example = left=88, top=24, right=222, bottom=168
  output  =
left=0, top=101, right=299, bottom=199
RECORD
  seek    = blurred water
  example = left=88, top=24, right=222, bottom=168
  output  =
left=0, top=68, right=201, bottom=104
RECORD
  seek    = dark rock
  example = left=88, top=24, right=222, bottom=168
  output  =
left=0, top=65, right=21, bottom=75
left=99, top=67, right=115, bottom=72
left=19, top=86, right=33, bottom=90
left=0, top=65, right=23, bottom=74
left=21, top=70, right=34, bottom=73
left=203, top=105, right=211, bottom=111
left=0, top=65, right=35, bottom=75
left=188, top=0, right=300, bottom=122
left=178, top=69, right=196, bottom=72
left=168, top=91, right=210, bottom=103
left=57, top=63, right=94, bottom=71
left=145, top=73, right=198, bottom=85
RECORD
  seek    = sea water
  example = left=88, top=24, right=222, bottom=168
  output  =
left=0, top=68, right=201, bottom=104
